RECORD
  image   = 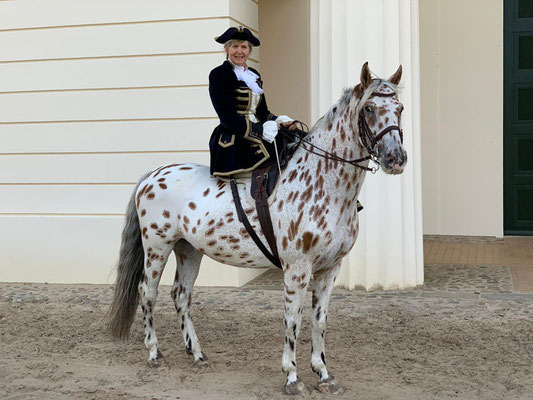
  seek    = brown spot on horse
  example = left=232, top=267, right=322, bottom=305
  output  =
left=282, top=237, right=288, bottom=251
left=288, top=212, right=304, bottom=241
left=302, top=232, right=318, bottom=253
left=288, top=170, right=298, bottom=183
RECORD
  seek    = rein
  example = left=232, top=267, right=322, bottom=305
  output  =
left=279, top=90, right=403, bottom=173
left=280, top=124, right=376, bottom=172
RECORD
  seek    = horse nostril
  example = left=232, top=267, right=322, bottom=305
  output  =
left=401, top=151, right=408, bottom=165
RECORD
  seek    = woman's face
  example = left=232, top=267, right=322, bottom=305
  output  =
left=227, top=41, right=250, bottom=67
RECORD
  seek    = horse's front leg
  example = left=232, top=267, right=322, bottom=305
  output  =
left=282, top=266, right=311, bottom=395
left=311, top=262, right=343, bottom=393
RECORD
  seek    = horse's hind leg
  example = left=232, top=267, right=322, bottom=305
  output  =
left=311, top=262, right=343, bottom=393
left=170, top=240, right=207, bottom=366
left=139, top=244, right=173, bottom=368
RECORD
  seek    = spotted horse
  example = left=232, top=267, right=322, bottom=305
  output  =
left=108, top=63, right=408, bottom=395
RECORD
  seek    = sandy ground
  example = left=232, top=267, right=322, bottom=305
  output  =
left=1, top=274, right=533, bottom=400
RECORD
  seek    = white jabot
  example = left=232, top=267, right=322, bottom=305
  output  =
left=232, top=63, right=264, bottom=95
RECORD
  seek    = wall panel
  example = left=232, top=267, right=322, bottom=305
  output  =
left=0, top=55, right=258, bottom=93
left=259, top=0, right=310, bottom=125
left=230, top=0, right=259, bottom=31
left=0, top=215, right=248, bottom=286
left=0, top=57, right=259, bottom=93
left=0, top=185, right=134, bottom=215
left=0, top=54, right=224, bottom=92
left=0, top=19, right=229, bottom=62
left=0, top=120, right=216, bottom=153
left=0, top=0, right=264, bottom=286
left=0, top=0, right=258, bottom=31
left=419, top=0, right=503, bottom=236
left=0, top=152, right=210, bottom=183
left=0, top=87, right=215, bottom=122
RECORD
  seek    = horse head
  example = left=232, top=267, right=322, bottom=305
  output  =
left=355, top=62, right=407, bottom=175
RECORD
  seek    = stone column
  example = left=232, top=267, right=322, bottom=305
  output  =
left=310, top=0, right=424, bottom=290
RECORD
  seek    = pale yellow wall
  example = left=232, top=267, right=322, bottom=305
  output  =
left=0, top=0, right=266, bottom=285
left=420, top=0, right=504, bottom=237
left=258, top=0, right=310, bottom=125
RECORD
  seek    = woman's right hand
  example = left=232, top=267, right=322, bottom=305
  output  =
left=262, top=121, right=278, bottom=143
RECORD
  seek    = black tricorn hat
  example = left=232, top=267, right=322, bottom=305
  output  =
left=215, top=26, right=260, bottom=46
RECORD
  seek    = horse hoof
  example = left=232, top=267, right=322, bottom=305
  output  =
left=146, top=350, right=165, bottom=368
left=192, top=354, right=210, bottom=368
left=147, top=357, right=165, bottom=368
left=317, top=376, right=343, bottom=394
left=284, top=378, right=305, bottom=395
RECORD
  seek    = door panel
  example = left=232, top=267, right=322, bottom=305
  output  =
left=505, top=0, right=533, bottom=234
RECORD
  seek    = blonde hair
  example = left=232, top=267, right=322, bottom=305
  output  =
left=223, top=39, right=253, bottom=55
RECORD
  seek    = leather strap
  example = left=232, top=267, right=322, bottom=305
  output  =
left=253, top=169, right=281, bottom=261
left=230, top=179, right=282, bottom=269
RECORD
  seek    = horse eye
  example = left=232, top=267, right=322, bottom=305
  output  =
left=364, top=106, right=374, bottom=113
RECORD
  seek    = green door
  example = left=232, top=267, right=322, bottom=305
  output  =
left=504, top=0, right=533, bottom=234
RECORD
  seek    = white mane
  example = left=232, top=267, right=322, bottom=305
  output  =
left=312, top=78, right=399, bottom=132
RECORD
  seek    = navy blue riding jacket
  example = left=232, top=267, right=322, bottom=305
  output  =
left=208, top=61, right=279, bottom=176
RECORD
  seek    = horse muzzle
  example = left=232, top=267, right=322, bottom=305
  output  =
left=380, top=146, right=408, bottom=175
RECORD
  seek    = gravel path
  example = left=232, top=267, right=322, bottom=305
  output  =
left=1, top=264, right=532, bottom=399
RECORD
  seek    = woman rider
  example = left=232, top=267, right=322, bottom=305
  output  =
left=208, top=26, right=295, bottom=177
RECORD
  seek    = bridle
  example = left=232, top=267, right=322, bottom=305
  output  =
left=358, top=91, right=404, bottom=161
left=280, top=89, right=403, bottom=173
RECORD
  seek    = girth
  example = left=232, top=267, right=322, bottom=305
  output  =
left=230, top=164, right=282, bottom=269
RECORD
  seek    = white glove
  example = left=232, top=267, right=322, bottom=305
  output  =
left=262, top=120, right=278, bottom=143
left=275, top=115, right=294, bottom=124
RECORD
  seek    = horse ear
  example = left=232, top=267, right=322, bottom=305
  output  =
left=389, top=65, right=402, bottom=85
left=360, top=62, right=372, bottom=88
left=354, top=83, right=363, bottom=98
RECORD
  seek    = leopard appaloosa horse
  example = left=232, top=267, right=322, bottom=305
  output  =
left=108, top=63, right=407, bottom=395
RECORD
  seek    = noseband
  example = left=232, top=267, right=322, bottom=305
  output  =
left=280, top=90, right=403, bottom=173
